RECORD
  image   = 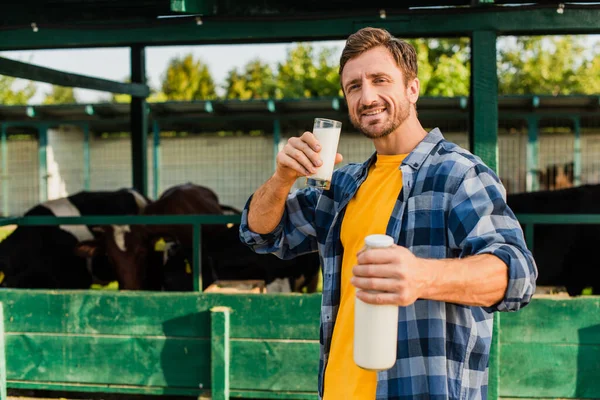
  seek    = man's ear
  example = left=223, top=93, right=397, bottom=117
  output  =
left=407, top=77, right=420, bottom=104
left=74, top=240, right=101, bottom=258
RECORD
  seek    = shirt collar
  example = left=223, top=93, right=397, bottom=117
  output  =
left=356, top=127, right=445, bottom=177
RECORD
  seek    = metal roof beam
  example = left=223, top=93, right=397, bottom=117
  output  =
left=0, top=6, right=599, bottom=50
left=0, top=56, right=150, bottom=97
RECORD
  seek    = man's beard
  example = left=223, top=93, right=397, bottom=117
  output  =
left=350, top=101, right=410, bottom=139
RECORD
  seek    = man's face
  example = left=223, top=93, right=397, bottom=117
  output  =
left=341, top=46, right=414, bottom=139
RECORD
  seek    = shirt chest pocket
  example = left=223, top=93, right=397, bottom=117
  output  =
left=405, top=194, right=448, bottom=259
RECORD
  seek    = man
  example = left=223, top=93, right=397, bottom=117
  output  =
left=240, top=27, right=537, bottom=399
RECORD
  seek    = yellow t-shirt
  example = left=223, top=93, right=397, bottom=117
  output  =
left=323, top=153, right=407, bottom=399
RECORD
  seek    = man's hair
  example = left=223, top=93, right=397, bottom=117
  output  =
left=339, top=27, right=418, bottom=87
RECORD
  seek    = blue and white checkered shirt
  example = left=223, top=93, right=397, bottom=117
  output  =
left=240, top=128, right=537, bottom=399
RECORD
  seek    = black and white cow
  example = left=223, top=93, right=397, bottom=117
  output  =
left=507, top=184, right=600, bottom=296
left=0, top=188, right=150, bottom=289
left=82, top=183, right=321, bottom=293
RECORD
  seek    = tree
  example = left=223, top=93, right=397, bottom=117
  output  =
left=0, top=75, right=36, bottom=105
left=223, top=59, right=277, bottom=100
left=276, top=43, right=341, bottom=98
left=42, top=85, right=77, bottom=104
left=160, top=54, right=217, bottom=100
left=407, top=38, right=470, bottom=96
left=497, top=35, right=600, bottom=95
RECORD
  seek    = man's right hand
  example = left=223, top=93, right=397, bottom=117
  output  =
left=275, top=131, right=343, bottom=184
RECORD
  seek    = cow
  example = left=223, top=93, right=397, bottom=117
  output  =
left=507, top=184, right=600, bottom=296
left=83, top=183, right=321, bottom=293
left=0, top=188, right=150, bottom=289
left=79, top=183, right=227, bottom=290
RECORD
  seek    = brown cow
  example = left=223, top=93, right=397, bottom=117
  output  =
left=76, top=183, right=226, bottom=290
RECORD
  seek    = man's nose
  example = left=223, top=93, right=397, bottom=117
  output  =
left=360, top=83, right=378, bottom=106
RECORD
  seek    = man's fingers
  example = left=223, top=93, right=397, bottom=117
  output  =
left=299, top=131, right=322, bottom=152
left=355, top=289, right=401, bottom=306
left=334, top=153, right=344, bottom=165
left=351, top=276, right=399, bottom=293
left=352, top=263, right=398, bottom=279
left=280, top=155, right=314, bottom=176
left=284, top=146, right=318, bottom=175
left=356, top=247, right=397, bottom=266
left=288, top=136, right=323, bottom=169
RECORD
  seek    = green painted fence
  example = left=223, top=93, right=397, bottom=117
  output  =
left=0, top=290, right=598, bottom=399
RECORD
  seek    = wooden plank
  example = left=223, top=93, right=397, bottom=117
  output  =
left=4, top=334, right=318, bottom=393
left=500, top=297, right=600, bottom=344
left=499, top=343, right=600, bottom=399
left=0, top=57, right=149, bottom=97
left=211, top=307, right=231, bottom=400
left=0, top=8, right=599, bottom=51
left=0, top=303, right=6, bottom=400
left=470, top=30, right=498, bottom=171
left=488, top=312, right=499, bottom=400
left=0, top=290, right=321, bottom=340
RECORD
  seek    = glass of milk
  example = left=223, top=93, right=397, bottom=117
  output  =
left=306, top=118, right=342, bottom=190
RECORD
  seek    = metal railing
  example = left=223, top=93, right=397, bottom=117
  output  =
left=2, top=213, right=600, bottom=292
left=515, top=213, right=600, bottom=251
left=0, top=214, right=242, bottom=291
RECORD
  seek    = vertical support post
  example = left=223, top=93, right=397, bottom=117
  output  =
left=130, top=45, right=148, bottom=196
left=38, top=124, right=48, bottom=203
left=469, top=30, right=498, bottom=172
left=525, top=223, right=534, bottom=251
left=193, top=223, right=202, bottom=292
left=273, top=119, right=281, bottom=173
left=83, top=123, right=91, bottom=190
left=0, top=303, right=6, bottom=400
left=526, top=116, right=539, bottom=192
left=152, top=120, right=161, bottom=200
left=573, top=116, right=581, bottom=186
left=488, top=312, right=500, bottom=400
left=210, top=306, right=231, bottom=400
left=1, top=125, right=8, bottom=216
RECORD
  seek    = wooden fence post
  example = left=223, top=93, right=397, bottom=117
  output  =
left=211, top=306, right=231, bottom=400
left=488, top=312, right=500, bottom=400
left=0, top=302, right=6, bottom=400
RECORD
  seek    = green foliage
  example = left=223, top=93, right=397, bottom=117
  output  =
left=407, top=38, right=471, bottom=96
left=498, top=35, right=600, bottom=95
left=224, top=59, right=277, bottom=100
left=42, top=85, right=77, bottom=104
left=0, top=75, right=36, bottom=105
left=161, top=54, right=217, bottom=100
left=275, top=43, right=341, bottom=98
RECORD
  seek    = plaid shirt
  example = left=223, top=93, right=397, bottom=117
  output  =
left=240, top=128, right=537, bottom=400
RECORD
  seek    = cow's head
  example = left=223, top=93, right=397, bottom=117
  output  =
left=75, top=224, right=161, bottom=290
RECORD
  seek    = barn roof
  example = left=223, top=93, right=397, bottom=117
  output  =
left=0, top=95, right=598, bottom=134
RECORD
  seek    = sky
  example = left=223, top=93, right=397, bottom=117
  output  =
left=0, top=40, right=346, bottom=104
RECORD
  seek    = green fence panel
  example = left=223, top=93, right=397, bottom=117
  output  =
left=0, top=302, right=6, bottom=400
left=0, top=290, right=321, bottom=398
left=499, top=296, right=600, bottom=399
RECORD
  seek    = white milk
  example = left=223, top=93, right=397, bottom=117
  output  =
left=354, top=234, right=399, bottom=371
left=310, top=127, right=341, bottom=182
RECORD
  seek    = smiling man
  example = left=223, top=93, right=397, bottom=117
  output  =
left=240, top=27, right=537, bottom=400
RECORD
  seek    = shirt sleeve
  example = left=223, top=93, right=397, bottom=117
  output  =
left=448, top=164, right=538, bottom=312
left=239, top=186, right=321, bottom=260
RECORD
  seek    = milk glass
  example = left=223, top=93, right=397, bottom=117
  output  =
left=306, top=118, right=342, bottom=190
left=354, top=234, right=399, bottom=371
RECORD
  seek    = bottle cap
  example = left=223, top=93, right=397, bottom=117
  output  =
left=364, top=234, right=394, bottom=248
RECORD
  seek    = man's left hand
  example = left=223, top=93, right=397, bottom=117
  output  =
left=351, top=245, right=433, bottom=306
